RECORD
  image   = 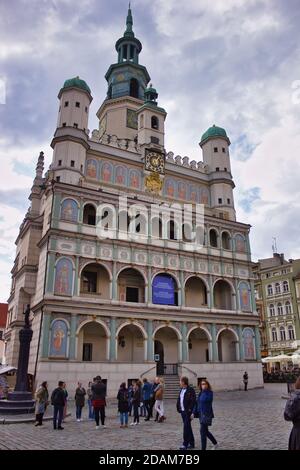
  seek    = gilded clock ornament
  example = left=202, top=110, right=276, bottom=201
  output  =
left=145, top=149, right=165, bottom=174
left=145, top=172, right=163, bottom=194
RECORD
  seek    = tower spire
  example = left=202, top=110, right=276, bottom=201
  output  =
left=125, top=3, right=134, bottom=37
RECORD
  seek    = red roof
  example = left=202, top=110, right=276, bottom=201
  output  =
left=0, top=303, right=8, bottom=328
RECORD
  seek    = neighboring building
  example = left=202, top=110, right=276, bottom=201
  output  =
left=4, top=7, right=262, bottom=395
left=0, top=303, right=8, bottom=364
left=253, top=253, right=300, bottom=357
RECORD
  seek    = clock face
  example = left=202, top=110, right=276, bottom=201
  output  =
left=145, top=150, right=165, bottom=174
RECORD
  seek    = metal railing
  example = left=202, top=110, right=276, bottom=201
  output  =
left=163, top=363, right=178, bottom=375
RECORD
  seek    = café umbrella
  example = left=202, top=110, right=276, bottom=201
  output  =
left=262, top=354, right=291, bottom=363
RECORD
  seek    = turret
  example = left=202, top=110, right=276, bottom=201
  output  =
left=137, top=85, right=166, bottom=149
left=200, top=125, right=236, bottom=220
left=51, top=77, right=92, bottom=184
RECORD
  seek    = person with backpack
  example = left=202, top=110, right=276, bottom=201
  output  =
left=91, top=376, right=107, bottom=429
left=284, top=376, right=300, bottom=450
left=51, top=381, right=66, bottom=430
left=117, top=382, right=129, bottom=428
left=34, top=381, right=49, bottom=426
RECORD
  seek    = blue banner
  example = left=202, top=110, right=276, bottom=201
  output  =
left=152, top=275, right=175, bottom=305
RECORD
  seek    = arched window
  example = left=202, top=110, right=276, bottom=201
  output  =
left=280, top=326, right=286, bottom=341
left=168, top=220, right=178, bottom=240
left=269, top=304, right=275, bottom=316
left=283, top=280, right=289, bottom=292
left=285, top=301, right=292, bottom=314
left=275, top=282, right=281, bottom=294
left=267, top=284, right=273, bottom=296
left=83, top=204, right=96, bottom=226
left=151, top=116, right=159, bottom=130
left=271, top=328, right=277, bottom=342
left=288, top=325, right=295, bottom=340
left=129, top=78, right=139, bottom=98
left=277, top=302, right=283, bottom=315
left=209, top=229, right=218, bottom=248
left=221, top=231, right=231, bottom=250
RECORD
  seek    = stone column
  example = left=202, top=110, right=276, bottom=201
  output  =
left=41, top=312, right=51, bottom=358
left=69, top=314, right=77, bottom=360
left=211, top=323, right=218, bottom=361
left=109, top=317, right=116, bottom=361
left=112, top=261, right=117, bottom=300
left=238, top=325, right=245, bottom=361
left=255, top=326, right=261, bottom=360
left=181, top=323, right=188, bottom=362
left=147, top=320, right=154, bottom=361
left=147, top=267, right=152, bottom=304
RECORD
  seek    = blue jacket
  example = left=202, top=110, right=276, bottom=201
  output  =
left=142, top=382, right=152, bottom=401
left=196, top=390, right=214, bottom=425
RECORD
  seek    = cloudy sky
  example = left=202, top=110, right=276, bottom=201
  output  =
left=0, top=0, right=300, bottom=302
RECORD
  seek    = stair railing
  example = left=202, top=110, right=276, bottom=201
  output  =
left=179, top=364, right=197, bottom=378
left=140, top=365, right=156, bottom=379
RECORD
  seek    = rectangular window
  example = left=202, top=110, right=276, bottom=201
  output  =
left=126, top=286, right=139, bottom=302
left=82, top=272, right=97, bottom=293
left=62, top=122, right=66, bottom=127
left=75, top=102, right=80, bottom=108
left=224, top=167, right=227, bottom=171
left=85, top=106, right=88, bottom=113
left=70, top=160, right=75, bottom=167
left=58, top=160, right=62, bottom=166
left=64, top=101, right=69, bottom=107
left=218, top=198, right=222, bottom=204
left=216, top=167, right=220, bottom=171
left=150, top=136, right=159, bottom=144
left=214, top=147, right=218, bottom=153
left=222, top=147, right=226, bottom=153
left=73, top=123, right=78, bottom=128
left=82, top=343, right=93, bottom=361
left=56, top=176, right=60, bottom=182
left=227, top=198, right=230, bottom=204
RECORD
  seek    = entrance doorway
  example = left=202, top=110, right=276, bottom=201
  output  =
left=154, top=340, right=164, bottom=375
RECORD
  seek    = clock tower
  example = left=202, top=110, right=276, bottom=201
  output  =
left=96, top=6, right=150, bottom=140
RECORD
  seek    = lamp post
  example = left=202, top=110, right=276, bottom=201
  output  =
left=0, top=305, right=35, bottom=414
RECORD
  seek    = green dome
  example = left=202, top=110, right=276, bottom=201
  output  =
left=63, top=76, right=91, bottom=94
left=200, top=124, right=229, bottom=144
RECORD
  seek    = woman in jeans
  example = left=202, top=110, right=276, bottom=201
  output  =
left=154, top=377, right=166, bottom=423
left=75, top=382, right=86, bottom=422
left=87, top=381, right=95, bottom=420
left=194, top=379, right=218, bottom=450
left=34, top=381, right=49, bottom=426
left=130, top=381, right=141, bottom=426
left=117, top=382, right=129, bottom=428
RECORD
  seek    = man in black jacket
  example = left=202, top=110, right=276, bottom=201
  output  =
left=176, top=376, right=196, bottom=450
left=91, top=376, right=107, bottom=428
left=51, top=381, right=66, bottom=430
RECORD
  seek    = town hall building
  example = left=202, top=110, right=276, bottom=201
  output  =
left=4, top=7, right=263, bottom=395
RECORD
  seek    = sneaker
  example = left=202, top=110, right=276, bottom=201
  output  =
left=57, top=426, right=64, bottom=430
left=130, top=422, right=135, bottom=426
left=124, top=424, right=128, bottom=428
left=120, top=425, right=124, bottom=428
left=212, top=443, right=218, bottom=450
left=76, top=419, right=80, bottom=422
left=95, top=425, right=100, bottom=429
left=179, top=445, right=187, bottom=450
left=102, top=425, right=106, bottom=429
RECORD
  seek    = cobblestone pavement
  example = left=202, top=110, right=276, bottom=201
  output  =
left=0, top=384, right=291, bottom=450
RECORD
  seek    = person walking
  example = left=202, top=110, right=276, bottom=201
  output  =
left=243, top=372, right=248, bottom=391
left=62, top=382, right=68, bottom=422
left=130, top=380, right=141, bottom=426
left=142, top=378, right=152, bottom=421
left=34, top=381, right=49, bottom=426
left=117, top=382, right=129, bottom=428
left=92, top=376, right=107, bottom=429
left=154, top=377, right=165, bottom=423
left=194, top=379, right=218, bottom=450
left=128, top=382, right=133, bottom=417
left=149, top=379, right=156, bottom=419
left=176, top=376, right=196, bottom=450
left=75, top=382, right=86, bottom=422
left=51, top=381, right=66, bottom=430
left=284, top=377, right=300, bottom=450
left=87, top=381, right=95, bottom=420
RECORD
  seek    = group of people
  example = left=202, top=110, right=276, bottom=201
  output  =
left=33, top=372, right=300, bottom=450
